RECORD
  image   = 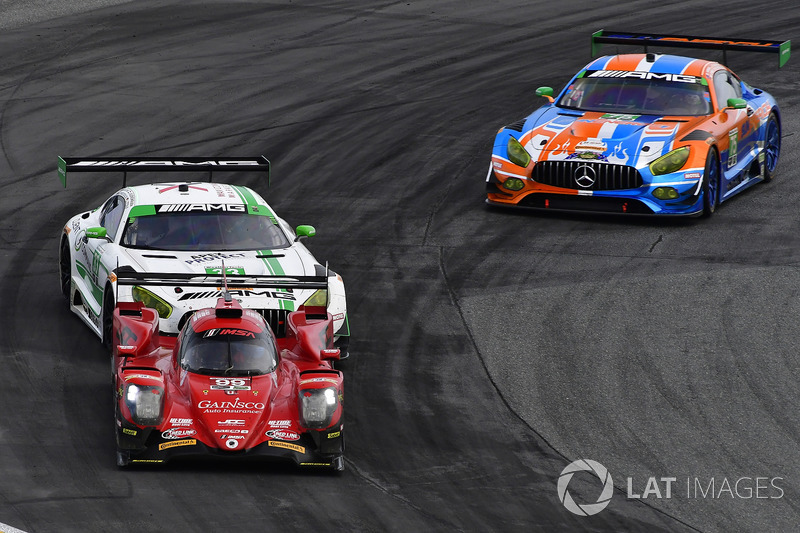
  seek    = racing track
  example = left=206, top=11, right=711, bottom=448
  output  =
left=0, top=1, right=798, bottom=532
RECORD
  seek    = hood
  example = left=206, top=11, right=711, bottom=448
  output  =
left=185, top=371, right=295, bottom=451
left=123, top=247, right=311, bottom=276
left=524, top=110, right=704, bottom=168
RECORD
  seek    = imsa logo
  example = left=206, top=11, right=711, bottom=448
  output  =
left=157, top=204, right=246, bottom=213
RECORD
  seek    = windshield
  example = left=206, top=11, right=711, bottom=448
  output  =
left=180, top=325, right=278, bottom=376
left=121, top=211, right=291, bottom=251
left=558, top=75, right=712, bottom=116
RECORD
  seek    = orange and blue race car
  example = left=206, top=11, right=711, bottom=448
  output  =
left=485, top=30, right=790, bottom=216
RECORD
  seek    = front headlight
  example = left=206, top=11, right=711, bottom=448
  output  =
left=507, top=136, right=531, bottom=167
left=299, top=387, right=338, bottom=429
left=649, top=147, right=690, bottom=175
left=124, top=383, right=164, bottom=426
left=132, top=286, right=173, bottom=319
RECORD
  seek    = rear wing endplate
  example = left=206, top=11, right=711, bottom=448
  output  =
left=57, top=156, right=271, bottom=188
left=591, top=30, right=791, bottom=68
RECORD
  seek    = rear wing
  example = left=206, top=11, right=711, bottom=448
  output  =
left=57, top=156, right=271, bottom=188
left=591, top=30, right=791, bottom=68
left=114, top=270, right=327, bottom=291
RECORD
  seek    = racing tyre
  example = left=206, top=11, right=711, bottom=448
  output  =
left=59, top=238, right=72, bottom=304
left=702, top=148, right=720, bottom=217
left=116, top=450, right=131, bottom=467
left=103, top=285, right=115, bottom=353
left=763, top=112, right=780, bottom=182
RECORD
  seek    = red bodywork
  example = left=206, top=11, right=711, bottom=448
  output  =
left=113, top=295, right=344, bottom=470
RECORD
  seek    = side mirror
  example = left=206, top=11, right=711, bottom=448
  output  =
left=726, top=98, right=747, bottom=110
left=117, top=345, right=137, bottom=357
left=536, top=86, right=555, bottom=103
left=86, top=227, right=110, bottom=241
left=295, top=224, right=316, bottom=242
left=321, top=348, right=341, bottom=361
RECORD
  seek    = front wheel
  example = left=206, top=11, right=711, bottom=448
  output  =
left=103, top=286, right=115, bottom=353
left=59, top=238, right=72, bottom=304
left=702, top=147, right=720, bottom=218
left=763, top=112, right=780, bottom=182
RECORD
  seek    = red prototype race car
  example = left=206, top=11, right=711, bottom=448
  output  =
left=112, top=270, right=345, bottom=471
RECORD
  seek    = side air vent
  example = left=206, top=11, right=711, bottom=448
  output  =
left=504, top=120, right=526, bottom=132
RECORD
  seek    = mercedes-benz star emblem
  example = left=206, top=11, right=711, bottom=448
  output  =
left=574, top=164, right=596, bottom=188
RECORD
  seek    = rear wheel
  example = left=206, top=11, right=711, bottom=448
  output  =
left=763, top=112, right=780, bottom=182
left=59, top=238, right=72, bottom=303
left=702, top=148, right=720, bottom=217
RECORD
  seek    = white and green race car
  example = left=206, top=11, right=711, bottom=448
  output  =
left=57, top=156, right=349, bottom=353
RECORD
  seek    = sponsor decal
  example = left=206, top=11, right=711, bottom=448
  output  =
left=567, top=152, right=608, bottom=162
left=157, top=204, right=246, bottom=213
left=268, top=420, right=292, bottom=428
left=268, top=441, right=305, bottom=454
left=299, top=377, right=339, bottom=385
left=179, top=289, right=295, bottom=301
left=162, top=428, right=197, bottom=440
left=124, top=374, right=161, bottom=382
left=728, top=129, right=739, bottom=168
left=132, top=459, right=164, bottom=463
left=218, top=419, right=245, bottom=426
left=192, top=309, right=213, bottom=323
left=599, top=113, right=641, bottom=122
left=158, top=439, right=197, bottom=450
left=327, top=431, right=341, bottom=439
left=202, top=328, right=256, bottom=339
left=265, top=429, right=301, bottom=441
left=169, top=418, right=193, bottom=426
left=220, top=434, right=245, bottom=440
left=215, top=429, right=249, bottom=434
left=684, top=172, right=702, bottom=180
left=300, top=462, right=332, bottom=467
left=184, top=252, right=247, bottom=265
left=71, top=159, right=262, bottom=167
left=588, top=70, right=700, bottom=83
left=198, top=399, right=265, bottom=411
left=575, top=141, right=607, bottom=152
left=122, top=428, right=138, bottom=436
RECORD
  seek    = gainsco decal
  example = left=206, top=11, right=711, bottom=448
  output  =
left=587, top=71, right=701, bottom=83
left=198, top=399, right=265, bottom=410
left=157, top=204, right=246, bottom=213
left=265, top=429, right=301, bottom=441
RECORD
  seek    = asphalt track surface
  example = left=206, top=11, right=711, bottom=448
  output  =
left=1, top=1, right=799, bottom=532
